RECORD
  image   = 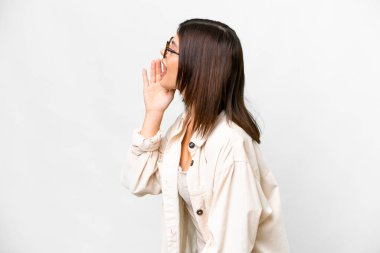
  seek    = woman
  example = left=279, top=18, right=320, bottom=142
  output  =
left=121, top=18, right=290, bottom=253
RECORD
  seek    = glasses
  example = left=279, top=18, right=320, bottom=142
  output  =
left=163, top=36, right=180, bottom=58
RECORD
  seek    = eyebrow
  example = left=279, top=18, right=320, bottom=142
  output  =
left=171, top=40, right=178, bottom=48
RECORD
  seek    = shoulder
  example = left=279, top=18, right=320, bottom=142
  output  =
left=205, top=113, right=260, bottom=165
left=205, top=113, right=265, bottom=181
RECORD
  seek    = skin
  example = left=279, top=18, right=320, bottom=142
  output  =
left=179, top=116, right=194, bottom=172
left=159, top=34, right=180, bottom=91
left=140, top=33, right=194, bottom=172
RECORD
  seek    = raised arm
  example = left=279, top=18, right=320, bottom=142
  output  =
left=120, top=111, right=167, bottom=196
left=120, top=59, right=175, bottom=197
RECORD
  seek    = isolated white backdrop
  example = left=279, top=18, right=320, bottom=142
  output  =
left=0, top=0, right=379, bottom=252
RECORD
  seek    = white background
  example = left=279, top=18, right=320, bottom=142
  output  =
left=1, top=0, right=379, bottom=252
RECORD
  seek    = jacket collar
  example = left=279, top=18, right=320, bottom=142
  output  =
left=180, top=109, right=226, bottom=148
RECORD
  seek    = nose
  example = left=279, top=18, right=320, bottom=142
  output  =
left=160, top=47, right=165, bottom=57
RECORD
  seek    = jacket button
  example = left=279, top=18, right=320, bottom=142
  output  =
left=196, top=209, right=203, bottom=215
left=190, top=160, right=194, bottom=166
left=188, top=142, right=195, bottom=148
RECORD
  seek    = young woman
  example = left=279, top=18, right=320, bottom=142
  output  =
left=121, top=18, right=290, bottom=253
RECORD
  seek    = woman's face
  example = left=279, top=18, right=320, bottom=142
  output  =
left=159, top=34, right=179, bottom=91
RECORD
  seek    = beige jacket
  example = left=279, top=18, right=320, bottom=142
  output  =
left=120, top=110, right=290, bottom=253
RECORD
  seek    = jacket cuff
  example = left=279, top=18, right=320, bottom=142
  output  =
left=131, top=127, right=162, bottom=152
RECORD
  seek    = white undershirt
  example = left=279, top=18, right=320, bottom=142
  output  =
left=177, top=165, right=206, bottom=252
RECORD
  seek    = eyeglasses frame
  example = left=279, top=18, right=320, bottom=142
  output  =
left=163, top=36, right=180, bottom=58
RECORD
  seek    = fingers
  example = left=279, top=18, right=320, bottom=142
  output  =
left=142, top=68, right=148, bottom=88
left=144, top=59, right=161, bottom=87
left=155, top=59, right=162, bottom=81
left=150, top=60, right=156, bottom=83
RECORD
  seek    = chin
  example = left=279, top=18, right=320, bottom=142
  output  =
left=160, top=82, right=169, bottom=89
left=160, top=80, right=175, bottom=90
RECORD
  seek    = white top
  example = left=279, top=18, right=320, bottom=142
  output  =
left=177, top=165, right=206, bottom=252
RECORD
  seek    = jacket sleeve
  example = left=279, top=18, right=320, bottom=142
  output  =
left=201, top=160, right=264, bottom=252
left=120, top=127, right=167, bottom=197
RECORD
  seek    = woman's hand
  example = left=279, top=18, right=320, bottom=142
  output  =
left=142, top=59, right=175, bottom=114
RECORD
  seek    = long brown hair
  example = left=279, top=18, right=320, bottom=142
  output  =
left=176, top=18, right=261, bottom=144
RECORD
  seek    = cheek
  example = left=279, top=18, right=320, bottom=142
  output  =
left=169, top=62, right=178, bottom=77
